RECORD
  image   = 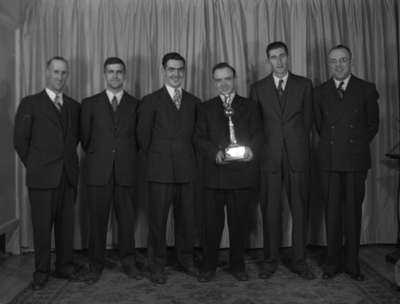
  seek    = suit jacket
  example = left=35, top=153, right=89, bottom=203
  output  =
left=80, top=91, right=139, bottom=186
left=313, top=75, right=379, bottom=171
left=137, top=86, right=200, bottom=183
left=250, top=73, right=313, bottom=172
left=195, top=95, right=263, bottom=189
left=13, top=90, right=80, bottom=189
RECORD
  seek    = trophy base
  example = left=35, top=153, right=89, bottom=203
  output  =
left=224, top=145, right=246, bottom=162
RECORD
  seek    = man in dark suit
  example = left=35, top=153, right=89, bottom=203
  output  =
left=80, top=57, right=142, bottom=283
left=314, top=45, right=379, bottom=281
left=195, top=62, right=262, bottom=282
left=137, top=52, right=200, bottom=284
left=14, top=56, right=80, bottom=290
left=250, top=41, right=315, bottom=280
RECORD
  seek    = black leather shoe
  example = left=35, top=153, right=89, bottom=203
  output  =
left=345, top=271, right=365, bottom=281
left=184, top=265, right=199, bottom=277
left=76, top=269, right=102, bottom=284
left=122, top=264, right=143, bottom=280
left=53, top=268, right=81, bottom=281
left=293, top=267, right=316, bottom=280
left=231, top=271, right=249, bottom=281
left=258, top=267, right=275, bottom=279
left=197, top=271, right=216, bottom=283
left=322, top=272, right=337, bottom=280
left=31, top=276, right=48, bottom=290
left=150, top=272, right=167, bottom=284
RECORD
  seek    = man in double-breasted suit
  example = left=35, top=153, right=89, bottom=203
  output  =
left=14, top=57, right=80, bottom=290
left=195, top=62, right=262, bottom=282
left=80, top=57, right=142, bottom=283
left=314, top=45, right=379, bottom=281
left=250, top=41, right=315, bottom=280
left=137, top=52, right=200, bottom=284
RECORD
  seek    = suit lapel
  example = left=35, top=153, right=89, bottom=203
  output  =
left=100, top=91, right=116, bottom=131
left=40, top=90, right=63, bottom=131
left=326, top=78, right=351, bottom=124
left=114, top=91, right=131, bottom=128
left=282, top=74, right=298, bottom=118
left=262, top=75, right=281, bottom=116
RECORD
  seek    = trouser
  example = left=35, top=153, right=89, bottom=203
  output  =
left=201, top=188, right=251, bottom=272
left=147, top=182, right=195, bottom=273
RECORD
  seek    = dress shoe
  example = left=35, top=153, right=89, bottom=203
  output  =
left=197, top=271, right=216, bottom=283
left=292, top=267, right=316, bottom=280
left=231, top=271, right=249, bottom=281
left=150, top=272, right=167, bottom=284
left=322, top=272, right=338, bottom=280
left=76, top=268, right=102, bottom=284
left=345, top=271, right=365, bottom=281
left=122, top=264, right=143, bottom=280
left=183, top=265, right=199, bottom=277
left=258, top=265, right=276, bottom=279
left=31, top=276, right=48, bottom=290
left=53, top=270, right=80, bottom=281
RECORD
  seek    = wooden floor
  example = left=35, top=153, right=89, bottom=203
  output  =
left=0, top=245, right=398, bottom=304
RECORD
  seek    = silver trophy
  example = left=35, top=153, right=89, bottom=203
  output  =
left=222, top=96, right=246, bottom=161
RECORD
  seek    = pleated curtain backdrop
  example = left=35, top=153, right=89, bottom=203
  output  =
left=12, top=0, right=400, bottom=253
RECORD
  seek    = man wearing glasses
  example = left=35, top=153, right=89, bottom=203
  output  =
left=314, top=45, right=379, bottom=281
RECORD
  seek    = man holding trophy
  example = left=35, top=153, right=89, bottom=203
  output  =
left=195, top=62, right=262, bottom=282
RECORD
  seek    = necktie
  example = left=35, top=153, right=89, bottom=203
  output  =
left=277, top=79, right=284, bottom=98
left=111, top=96, right=118, bottom=112
left=54, top=94, right=62, bottom=112
left=173, top=88, right=181, bottom=110
left=337, top=81, right=345, bottom=99
left=224, top=95, right=232, bottom=108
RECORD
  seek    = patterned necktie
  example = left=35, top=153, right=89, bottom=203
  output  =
left=111, top=96, right=118, bottom=112
left=277, top=79, right=284, bottom=98
left=173, top=88, right=181, bottom=110
left=224, top=94, right=232, bottom=108
left=54, top=94, right=62, bottom=112
left=337, top=81, right=345, bottom=99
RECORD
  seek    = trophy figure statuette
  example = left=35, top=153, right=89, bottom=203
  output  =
left=222, top=95, right=246, bottom=161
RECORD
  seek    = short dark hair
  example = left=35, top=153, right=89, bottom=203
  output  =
left=46, top=56, right=68, bottom=68
left=103, top=57, right=126, bottom=72
left=162, top=52, right=186, bottom=68
left=266, top=41, right=288, bottom=58
left=212, top=62, right=236, bottom=77
left=328, top=44, right=352, bottom=59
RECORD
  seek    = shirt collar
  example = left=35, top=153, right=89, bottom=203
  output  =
left=45, top=88, right=63, bottom=104
left=106, top=90, right=124, bottom=104
left=333, top=74, right=351, bottom=90
left=272, top=72, right=289, bottom=89
left=165, top=84, right=182, bottom=99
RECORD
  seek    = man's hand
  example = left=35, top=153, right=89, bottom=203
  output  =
left=216, top=150, right=227, bottom=164
left=242, top=146, right=253, bottom=162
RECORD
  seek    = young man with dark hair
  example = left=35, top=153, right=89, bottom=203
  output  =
left=80, top=57, right=142, bottom=283
left=137, top=52, right=200, bottom=284
left=195, top=62, right=262, bottom=282
left=14, top=56, right=80, bottom=290
left=314, top=45, right=379, bottom=281
left=250, top=41, right=315, bottom=280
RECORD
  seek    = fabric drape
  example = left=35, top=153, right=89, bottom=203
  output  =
left=12, top=0, right=399, bottom=253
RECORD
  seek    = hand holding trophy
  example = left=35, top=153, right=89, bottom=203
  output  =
left=221, top=95, right=253, bottom=163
